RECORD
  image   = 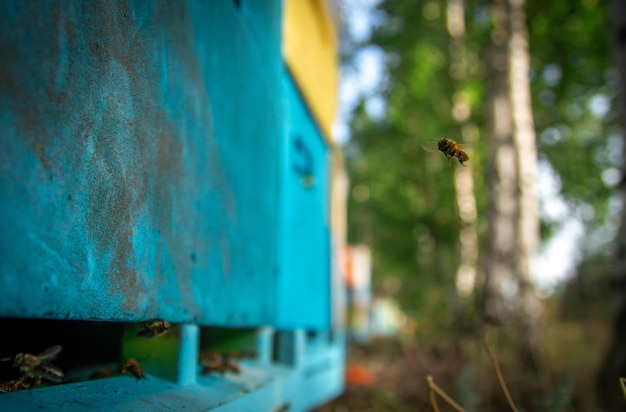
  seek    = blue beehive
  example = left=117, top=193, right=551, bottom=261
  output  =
left=0, top=0, right=345, bottom=410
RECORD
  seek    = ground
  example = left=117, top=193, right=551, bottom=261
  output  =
left=315, top=318, right=616, bottom=412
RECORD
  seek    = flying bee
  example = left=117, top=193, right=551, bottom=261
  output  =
left=121, top=359, right=145, bottom=380
left=137, top=319, right=171, bottom=338
left=437, top=137, right=469, bottom=166
left=11, top=345, right=64, bottom=385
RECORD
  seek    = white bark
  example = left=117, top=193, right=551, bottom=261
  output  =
left=483, top=0, right=517, bottom=322
left=508, top=0, right=543, bottom=355
left=446, top=0, right=479, bottom=298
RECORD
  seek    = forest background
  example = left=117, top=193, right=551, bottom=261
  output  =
left=320, top=0, right=626, bottom=411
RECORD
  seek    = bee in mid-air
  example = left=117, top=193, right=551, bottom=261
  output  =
left=121, top=359, right=145, bottom=380
left=437, top=137, right=469, bottom=166
left=11, top=345, right=64, bottom=385
left=137, top=319, right=171, bottom=338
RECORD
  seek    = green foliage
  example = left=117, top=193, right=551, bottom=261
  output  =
left=346, top=0, right=491, bottom=322
left=527, top=0, right=615, bottom=227
left=345, top=0, right=615, bottom=323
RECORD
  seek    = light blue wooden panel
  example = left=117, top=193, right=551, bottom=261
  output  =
left=277, top=73, right=331, bottom=330
left=0, top=0, right=283, bottom=325
left=0, top=1, right=343, bottom=409
left=0, top=335, right=345, bottom=411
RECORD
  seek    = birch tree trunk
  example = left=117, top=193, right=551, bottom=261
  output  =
left=482, top=0, right=543, bottom=365
left=446, top=0, right=479, bottom=300
left=508, top=0, right=543, bottom=366
left=482, top=0, right=516, bottom=325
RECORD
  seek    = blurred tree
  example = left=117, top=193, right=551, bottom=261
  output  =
left=526, top=0, right=613, bottom=241
left=446, top=0, right=480, bottom=303
left=508, top=0, right=543, bottom=367
left=481, top=0, right=543, bottom=368
left=342, top=0, right=619, bottom=408
left=345, top=0, right=612, bottom=343
left=346, top=0, right=480, bottom=327
left=481, top=0, right=516, bottom=326
left=596, top=0, right=626, bottom=409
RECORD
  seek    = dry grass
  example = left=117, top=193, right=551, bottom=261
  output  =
left=316, top=297, right=614, bottom=412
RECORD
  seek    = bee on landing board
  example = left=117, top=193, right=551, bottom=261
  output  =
left=137, top=319, right=171, bottom=338
left=0, top=375, right=29, bottom=392
left=199, top=351, right=241, bottom=375
left=121, top=359, right=145, bottom=380
left=89, top=368, right=116, bottom=380
left=437, top=137, right=469, bottom=166
left=9, top=345, right=64, bottom=386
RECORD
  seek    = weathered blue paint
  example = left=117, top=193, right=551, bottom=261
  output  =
left=277, top=73, right=331, bottom=329
left=0, top=333, right=345, bottom=411
left=256, top=326, right=274, bottom=366
left=177, top=324, right=199, bottom=386
left=287, top=332, right=346, bottom=411
left=0, top=0, right=331, bottom=329
left=0, top=1, right=343, bottom=407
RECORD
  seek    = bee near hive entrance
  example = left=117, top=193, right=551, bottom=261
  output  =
left=0, top=319, right=125, bottom=390
left=0, top=318, right=182, bottom=391
left=197, top=327, right=258, bottom=378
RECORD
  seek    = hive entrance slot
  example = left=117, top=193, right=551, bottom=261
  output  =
left=0, top=318, right=125, bottom=385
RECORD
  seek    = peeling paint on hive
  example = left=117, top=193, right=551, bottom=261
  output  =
left=0, top=1, right=283, bottom=325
